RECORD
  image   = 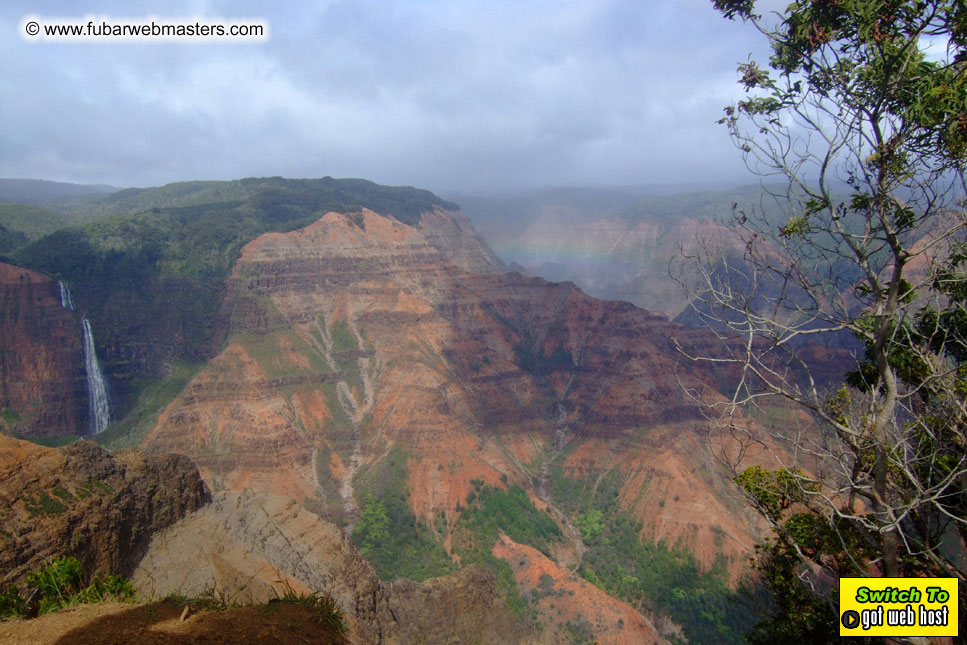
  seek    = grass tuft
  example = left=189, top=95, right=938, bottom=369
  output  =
left=271, top=580, right=346, bottom=637
left=1, top=556, right=135, bottom=618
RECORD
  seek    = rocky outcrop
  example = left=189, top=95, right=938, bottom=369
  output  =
left=0, top=263, right=87, bottom=437
left=131, top=489, right=527, bottom=644
left=0, top=435, right=209, bottom=585
left=387, top=565, right=525, bottom=644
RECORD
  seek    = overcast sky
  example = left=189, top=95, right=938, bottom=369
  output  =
left=1, top=0, right=779, bottom=194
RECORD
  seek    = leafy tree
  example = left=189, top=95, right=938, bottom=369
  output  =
left=353, top=493, right=390, bottom=553
left=687, top=0, right=967, bottom=639
left=575, top=508, right=605, bottom=543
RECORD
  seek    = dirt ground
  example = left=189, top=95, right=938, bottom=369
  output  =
left=0, top=599, right=346, bottom=644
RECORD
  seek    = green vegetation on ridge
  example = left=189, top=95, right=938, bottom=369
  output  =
left=548, top=464, right=755, bottom=645
left=7, top=177, right=456, bottom=440
left=351, top=445, right=454, bottom=582
left=459, top=481, right=561, bottom=556
left=0, top=178, right=115, bottom=207
left=451, top=479, right=564, bottom=622
left=0, top=201, right=86, bottom=256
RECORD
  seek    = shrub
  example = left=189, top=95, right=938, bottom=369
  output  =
left=0, top=586, right=25, bottom=618
left=1, top=556, right=135, bottom=618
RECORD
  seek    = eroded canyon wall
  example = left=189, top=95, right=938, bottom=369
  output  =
left=0, top=263, right=87, bottom=437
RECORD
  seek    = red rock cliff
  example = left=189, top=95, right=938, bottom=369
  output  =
left=0, top=263, right=87, bottom=437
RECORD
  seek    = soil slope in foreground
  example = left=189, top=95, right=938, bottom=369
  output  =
left=0, top=600, right=346, bottom=644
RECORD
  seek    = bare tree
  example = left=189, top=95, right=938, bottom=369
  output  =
left=680, top=1, right=967, bottom=638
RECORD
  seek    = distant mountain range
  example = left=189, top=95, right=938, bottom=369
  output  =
left=0, top=178, right=117, bottom=205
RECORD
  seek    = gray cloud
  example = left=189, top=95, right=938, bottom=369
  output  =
left=1, top=0, right=776, bottom=193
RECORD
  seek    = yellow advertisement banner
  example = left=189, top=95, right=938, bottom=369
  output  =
left=839, top=577, right=959, bottom=637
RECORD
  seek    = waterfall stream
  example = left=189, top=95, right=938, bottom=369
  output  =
left=81, top=317, right=110, bottom=435
left=58, top=282, right=110, bottom=435
left=59, top=281, right=75, bottom=310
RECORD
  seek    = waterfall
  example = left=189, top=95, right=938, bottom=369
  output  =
left=81, top=317, right=110, bottom=434
left=59, top=281, right=75, bottom=310
left=62, top=282, right=110, bottom=434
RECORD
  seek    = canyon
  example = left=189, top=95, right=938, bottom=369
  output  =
left=0, top=178, right=792, bottom=642
left=144, top=206, right=766, bottom=570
